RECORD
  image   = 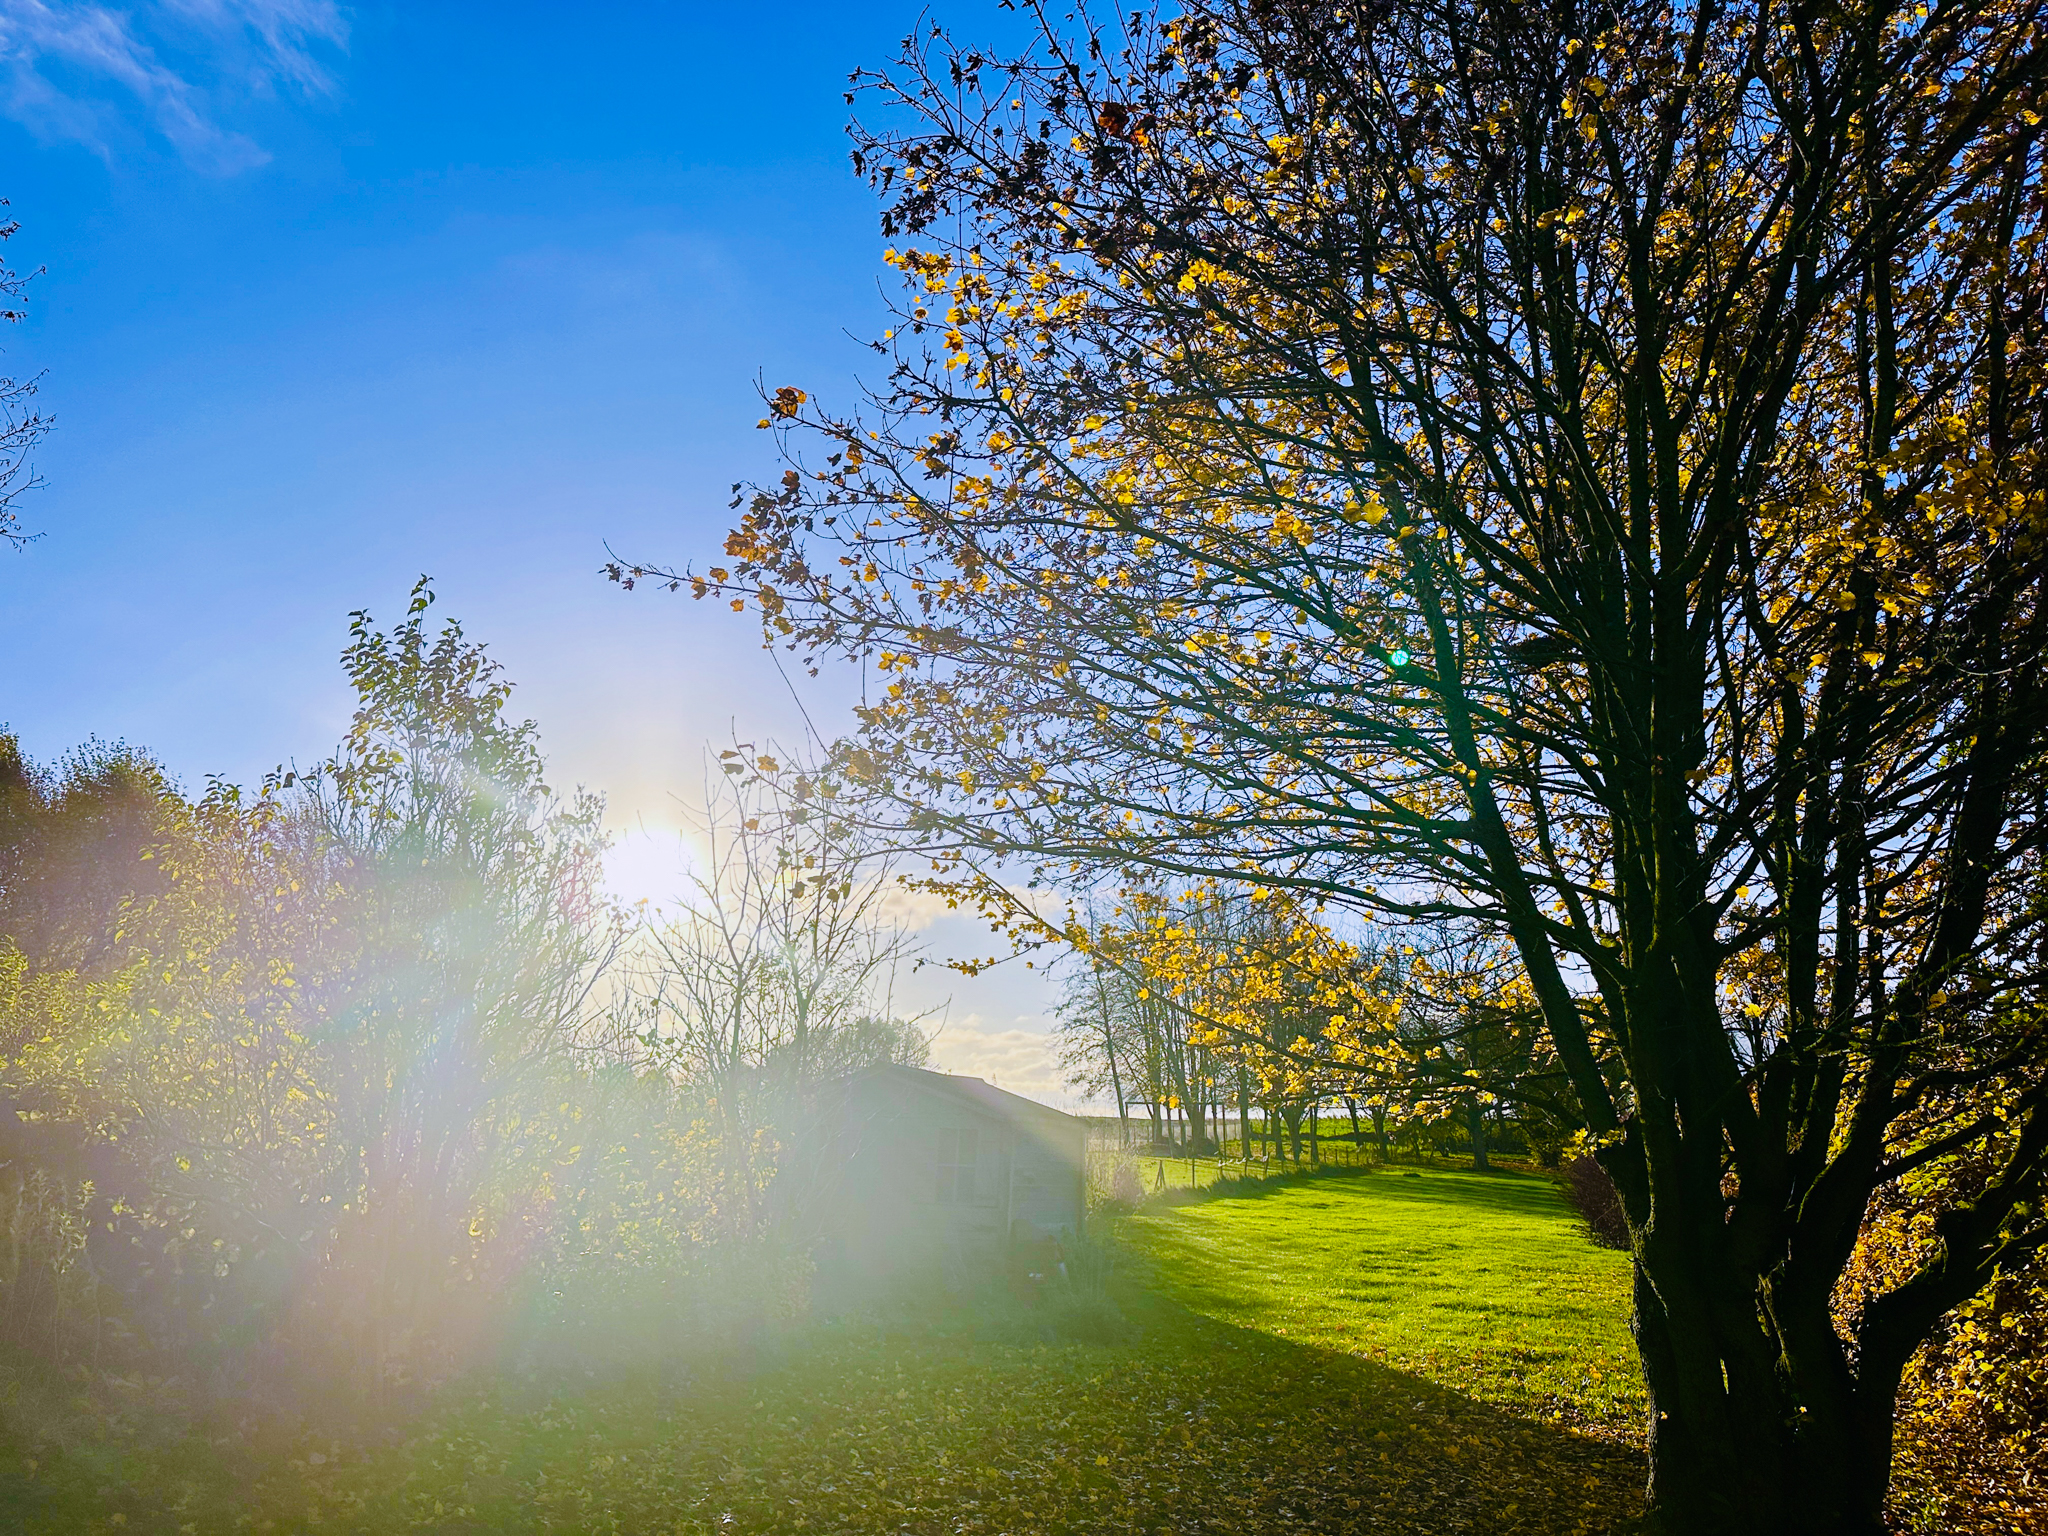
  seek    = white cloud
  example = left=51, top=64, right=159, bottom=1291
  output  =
left=0, top=0, right=345, bottom=171
left=924, top=1014, right=1084, bottom=1110
left=872, top=871, right=1083, bottom=939
left=873, top=877, right=964, bottom=932
left=163, top=0, right=343, bottom=94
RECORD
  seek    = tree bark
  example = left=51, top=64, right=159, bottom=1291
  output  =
left=1631, top=1256, right=1893, bottom=1535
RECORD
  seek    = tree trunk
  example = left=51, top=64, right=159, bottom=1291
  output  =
left=1308, top=1101, right=1320, bottom=1165
left=1467, top=1098, right=1489, bottom=1171
left=1095, top=977, right=1125, bottom=1143
left=1371, top=1102, right=1389, bottom=1163
left=1238, top=1069, right=1252, bottom=1162
left=1630, top=1256, right=1895, bottom=1535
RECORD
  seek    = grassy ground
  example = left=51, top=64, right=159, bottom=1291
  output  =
left=0, top=1167, right=1645, bottom=1535
left=1121, top=1165, right=1643, bottom=1434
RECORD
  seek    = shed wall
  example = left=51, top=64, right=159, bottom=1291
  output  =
left=818, top=1074, right=1087, bottom=1300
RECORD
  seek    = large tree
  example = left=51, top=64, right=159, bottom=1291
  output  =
left=629, top=0, right=2048, bottom=1528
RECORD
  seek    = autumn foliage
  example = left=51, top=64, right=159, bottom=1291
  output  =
left=635, top=0, right=2048, bottom=1528
left=0, top=589, right=824, bottom=1408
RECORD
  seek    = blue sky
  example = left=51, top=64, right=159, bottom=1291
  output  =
left=0, top=0, right=1070, bottom=1099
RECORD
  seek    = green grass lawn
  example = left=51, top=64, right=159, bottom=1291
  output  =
left=1121, top=1165, right=1644, bottom=1435
left=1, top=1167, right=1646, bottom=1535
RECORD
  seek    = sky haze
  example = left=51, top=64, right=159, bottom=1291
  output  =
left=0, top=0, right=1072, bottom=1101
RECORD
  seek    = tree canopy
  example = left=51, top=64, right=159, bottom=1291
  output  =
left=628, top=1, right=2048, bottom=1528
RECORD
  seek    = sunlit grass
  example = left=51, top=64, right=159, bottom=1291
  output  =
left=1121, top=1165, right=1644, bottom=1435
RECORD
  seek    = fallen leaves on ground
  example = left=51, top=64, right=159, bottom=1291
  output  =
left=246, top=1316, right=1643, bottom=1536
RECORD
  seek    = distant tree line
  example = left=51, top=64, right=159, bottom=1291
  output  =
left=1056, top=888, right=1569, bottom=1171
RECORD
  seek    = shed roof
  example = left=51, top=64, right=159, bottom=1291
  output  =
left=848, top=1064, right=1083, bottom=1128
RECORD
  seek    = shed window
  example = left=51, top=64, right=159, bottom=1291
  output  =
left=935, top=1127, right=978, bottom=1204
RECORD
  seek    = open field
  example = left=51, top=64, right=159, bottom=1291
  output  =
left=1122, top=1166, right=1642, bottom=1434
left=1, top=1168, right=1646, bottom=1535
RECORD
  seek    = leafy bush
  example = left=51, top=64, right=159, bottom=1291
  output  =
left=0, top=600, right=754, bottom=1410
left=1838, top=1158, right=2048, bottom=1533
left=1109, top=1159, right=1145, bottom=1210
left=1563, top=1157, right=1629, bottom=1250
left=1086, top=1148, right=1146, bottom=1218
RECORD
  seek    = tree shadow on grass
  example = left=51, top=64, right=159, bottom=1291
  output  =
left=1330, top=1167, right=1578, bottom=1221
left=1077, top=1281, right=1647, bottom=1535
left=815, top=1278, right=1648, bottom=1536
left=0, top=1217, right=1641, bottom=1536
left=43, top=1302, right=1646, bottom=1536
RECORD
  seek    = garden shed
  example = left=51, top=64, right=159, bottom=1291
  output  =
left=813, top=1065, right=1089, bottom=1297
